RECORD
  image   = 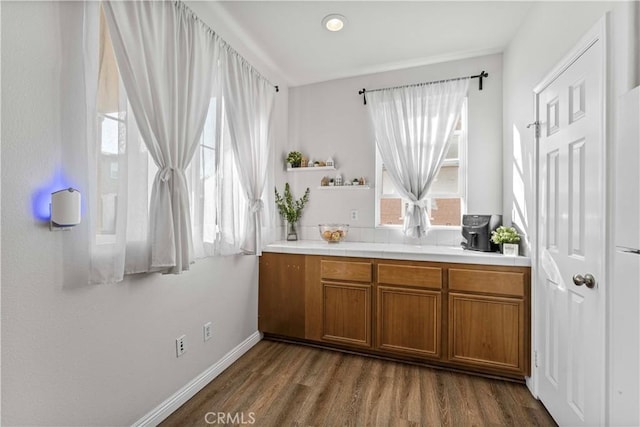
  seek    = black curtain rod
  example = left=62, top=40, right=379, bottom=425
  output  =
left=358, top=71, right=488, bottom=105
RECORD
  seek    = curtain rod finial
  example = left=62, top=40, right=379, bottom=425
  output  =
left=358, top=88, right=367, bottom=105
left=275, top=85, right=279, bottom=93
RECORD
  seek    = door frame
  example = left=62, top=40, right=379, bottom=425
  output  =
left=530, top=15, right=609, bottom=424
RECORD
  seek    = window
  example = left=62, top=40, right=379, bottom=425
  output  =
left=375, top=99, right=467, bottom=227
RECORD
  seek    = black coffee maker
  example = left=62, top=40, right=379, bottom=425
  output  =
left=461, top=214, right=502, bottom=252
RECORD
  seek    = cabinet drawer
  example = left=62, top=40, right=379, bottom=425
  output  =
left=377, top=263, right=442, bottom=289
left=449, top=268, right=524, bottom=297
left=321, top=260, right=372, bottom=283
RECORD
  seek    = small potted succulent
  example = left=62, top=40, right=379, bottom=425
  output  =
left=490, top=226, right=521, bottom=256
left=286, top=151, right=303, bottom=168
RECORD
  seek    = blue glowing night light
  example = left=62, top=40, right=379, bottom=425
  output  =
left=31, top=170, right=78, bottom=222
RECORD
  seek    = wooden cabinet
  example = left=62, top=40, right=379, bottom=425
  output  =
left=258, top=253, right=306, bottom=338
left=322, top=282, right=372, bottom=347
left=376, top=262, right=443, bottom=359
left=448, top=293, right=524, bottom=371
left=320, top=259, right=373, bottom=348
left=448, top=266, right=530, bottom=376
left=377, top=286, right=441, bottom=358
left=258, top=253, right=530, bottom=380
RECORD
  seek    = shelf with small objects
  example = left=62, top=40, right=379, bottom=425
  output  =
left=286, top=151, right=335, bottom=171
left=318, top=174, right=370, bottom=190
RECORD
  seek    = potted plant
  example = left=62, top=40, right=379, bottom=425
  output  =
left=490, top=226, right=521, bottom=256
left=274, top=183, right=310, bottom=241
left=286, top=151, right=303, bottom=168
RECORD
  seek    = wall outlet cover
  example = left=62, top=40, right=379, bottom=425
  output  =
left=203, top=322, right=212, bottom=342
left=176, top=335, right=186, bottom=357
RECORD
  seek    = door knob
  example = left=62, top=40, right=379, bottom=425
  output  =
left=573, top=273, right=596, bottom=289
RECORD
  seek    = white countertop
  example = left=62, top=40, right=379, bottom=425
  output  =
left=264, top=240, right=531, bottom=267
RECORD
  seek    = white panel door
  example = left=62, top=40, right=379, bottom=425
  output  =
left=536, top=21, right=606, bottom=427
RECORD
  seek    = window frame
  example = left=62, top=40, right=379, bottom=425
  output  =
left=374, top=98, right=468, bottom=229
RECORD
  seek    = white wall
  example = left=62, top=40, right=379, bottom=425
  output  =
left=284, top=54, right=503, bottom=245
left=1, top=2, right=262, bottom=425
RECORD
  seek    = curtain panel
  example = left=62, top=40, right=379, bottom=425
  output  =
left=102, top=0, right=217, bottom=273
left=366, top=79, right=469, bottom=238
left=222, top=48, right=276, bottom=255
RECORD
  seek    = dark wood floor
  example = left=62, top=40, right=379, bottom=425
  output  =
left=161, top=340, right=556, bottom=427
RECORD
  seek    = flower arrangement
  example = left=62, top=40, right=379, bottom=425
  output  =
left=274, top=183, right=310, bottom=224
left=490, top=226, right=521, bottom=245
left=286, top=151, right=303, bottom=168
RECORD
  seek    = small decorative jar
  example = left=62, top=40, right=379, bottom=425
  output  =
left=502, top=243, right=519, bottom=256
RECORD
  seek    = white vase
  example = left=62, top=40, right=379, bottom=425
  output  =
left=502, top=243, right=519, bottom=256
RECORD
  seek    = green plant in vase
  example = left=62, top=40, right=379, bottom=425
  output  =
left=275, top=183, right=310, bottom=241
left=490, top=226, right=521, bottom=256
left=286, top=151, right=303, bottom=168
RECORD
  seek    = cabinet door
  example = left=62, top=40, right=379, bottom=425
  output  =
left=322, top=282, right=372, bottom=348
left=258, top=253, right=305, bottom=338
left=377, top=286, right=441, bottom=359
left=448, top=292, right=525, bottom=373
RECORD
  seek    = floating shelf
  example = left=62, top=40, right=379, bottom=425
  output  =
left=287, top=166, right=336, bottom=172
left=316, top=185, right=372, bottom=190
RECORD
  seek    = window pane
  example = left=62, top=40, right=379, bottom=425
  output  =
left=201, top=98, right=217, bottom=148
left=202, top=146, right=215, bottom=180
left=97, top=116, right=122, bottom=236
left=454, top=115, right=462, bottom=131
left=380, top=197, right=404, bottom=225
left=428, top=165, right=458, bottom=194
left=382, top=169, right=399, bottom=195
left=203, top=146, right=217, bottom=244
left=429, top=198, right=461, bottom=226
left=445, top=135, right=460, bottom=160
left=101, top=117, right=119, bottom=155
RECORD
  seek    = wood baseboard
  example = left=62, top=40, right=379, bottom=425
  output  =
left=132, top=331, right=263, bottom=427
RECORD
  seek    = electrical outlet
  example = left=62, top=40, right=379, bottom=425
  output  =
left=203, top=322, right=212, bottom=342
left=350, top=210, right=359, bottom=221
left=176, top=335, right=186, bottom=357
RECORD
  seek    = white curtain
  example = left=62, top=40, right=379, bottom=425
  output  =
left=222, top=48, right=276, bottom=255
left=102, top=0, right=217, bottom=272
left=367, top=79, right=469, bottom=238
left=85, top=3, right=155, bottom=284
left=187, top=96, right=249, bottom=258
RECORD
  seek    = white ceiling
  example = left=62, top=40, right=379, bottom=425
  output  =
left=207, top=1, right=533, bottom=87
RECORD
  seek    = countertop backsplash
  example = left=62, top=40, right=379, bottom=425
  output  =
left=274, top=224, right=464, bottom=247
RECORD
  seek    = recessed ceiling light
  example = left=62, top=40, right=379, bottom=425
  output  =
left=322, top=14, right=346, bottom=32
